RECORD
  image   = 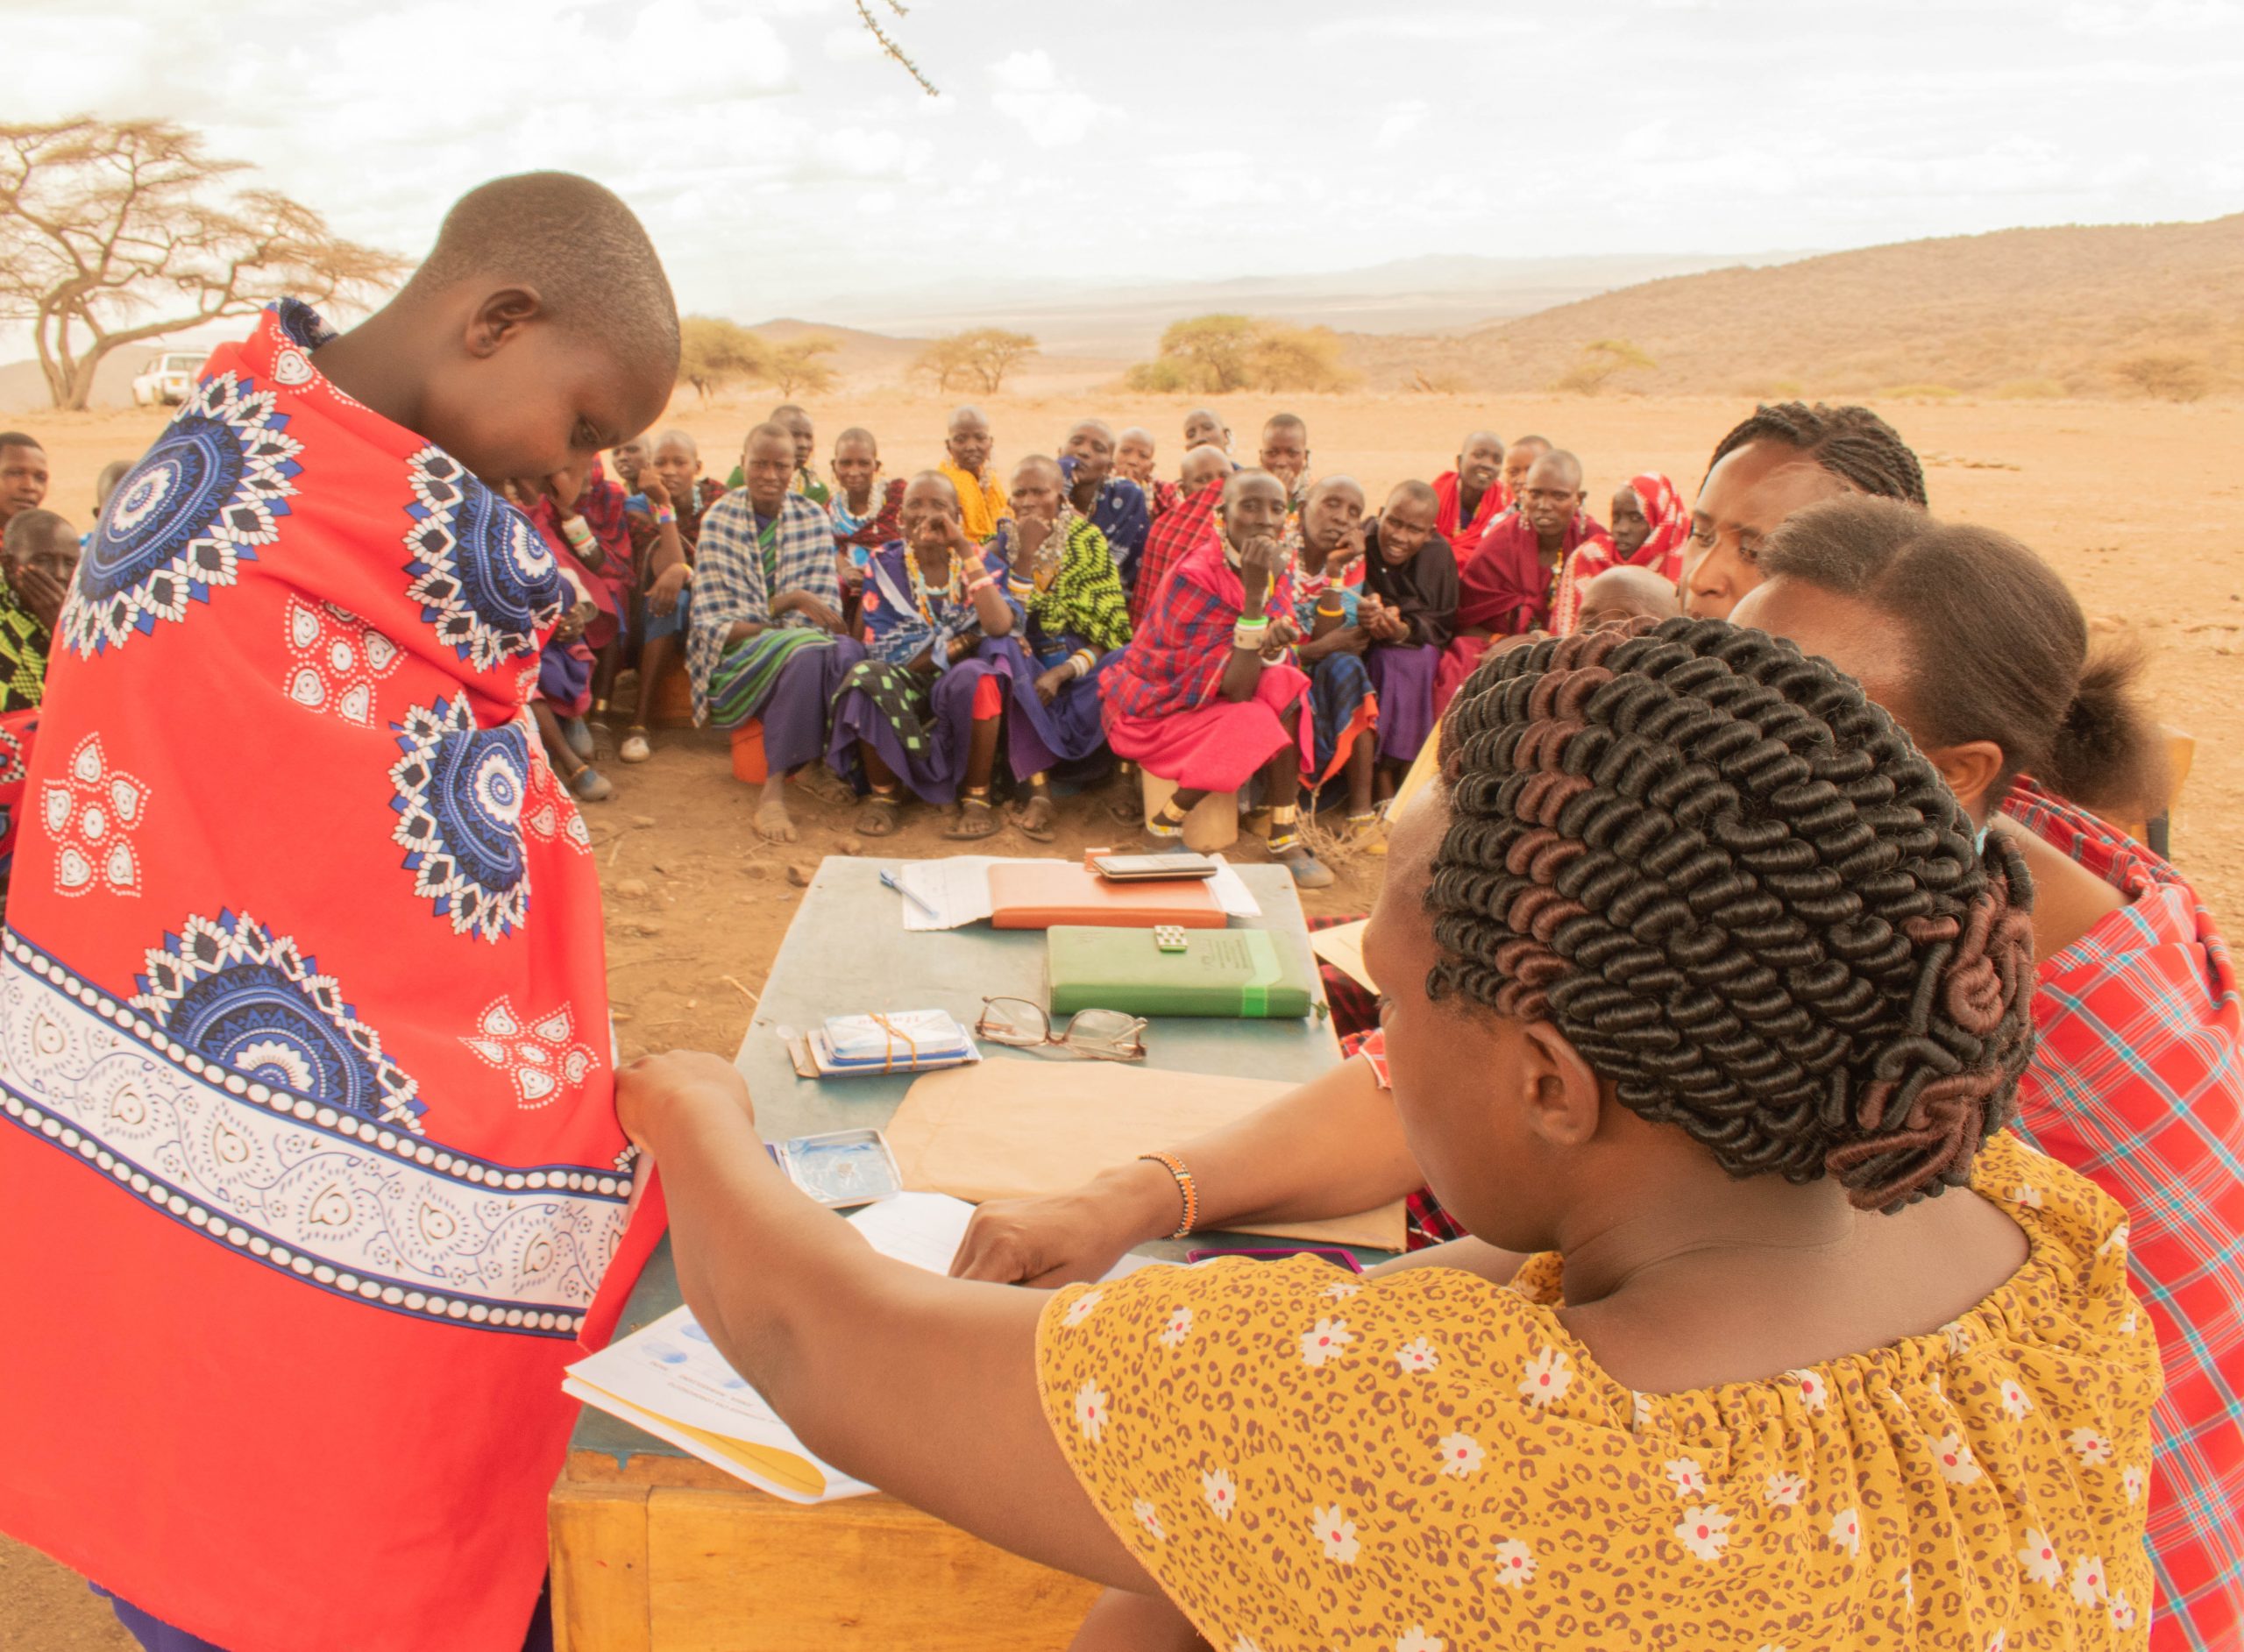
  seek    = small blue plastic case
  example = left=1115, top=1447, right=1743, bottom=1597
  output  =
left=766, top=1127, right=904, bottom=1208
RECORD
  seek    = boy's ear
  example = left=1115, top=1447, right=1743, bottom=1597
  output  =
left=464, top=286, right=545, bottom=358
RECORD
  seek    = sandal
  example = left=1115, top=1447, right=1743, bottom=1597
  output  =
left=619, top=727, right=652, bottom=764
left=1016, top=783, right=1057, bottom=843
left=568, top=765, right=614, bottom=803
left=1142, top=799, right=1189, bottom=850
left=561, top=716, right=596, bottom=763
left=856, top=787, right=903, bottom=838
left=946, top=788, right=1000, bottom=841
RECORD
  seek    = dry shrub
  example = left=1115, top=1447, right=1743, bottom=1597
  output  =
left=2112, top=352, right=2210, bottom=402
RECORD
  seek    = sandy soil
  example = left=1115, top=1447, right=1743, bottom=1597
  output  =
left=6, top=386, right=2238, bottom=1646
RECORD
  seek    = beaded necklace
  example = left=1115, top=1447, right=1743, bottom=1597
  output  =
left=908, top=544, right=967, bottom=628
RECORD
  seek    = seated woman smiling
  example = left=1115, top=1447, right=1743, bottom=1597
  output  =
left=618, top=620, right=2155, bottom=1651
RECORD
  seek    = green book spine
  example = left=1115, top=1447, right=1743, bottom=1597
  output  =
left=1047, top=926, right=1313, bottom=1019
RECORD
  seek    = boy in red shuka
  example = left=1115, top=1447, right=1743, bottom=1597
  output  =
left=0, top=172, right=678, bottom=1652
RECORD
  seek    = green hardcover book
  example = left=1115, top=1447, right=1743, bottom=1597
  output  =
left=1046, top=925, right=1317, bottom=1019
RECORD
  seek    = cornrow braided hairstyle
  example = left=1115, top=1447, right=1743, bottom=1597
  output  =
left=1703, top=401, right=1928, bottom=508
left=1429, top=616, right=2035, bottom=1213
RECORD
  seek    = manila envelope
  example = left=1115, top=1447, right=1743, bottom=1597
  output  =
left=885, top=1060, right=1405, bottom=1252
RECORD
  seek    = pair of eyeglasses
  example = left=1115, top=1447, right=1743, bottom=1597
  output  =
left=976, top=996, right=1147, bottom=1062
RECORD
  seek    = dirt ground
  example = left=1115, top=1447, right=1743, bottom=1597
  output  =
left=6, top=386, right=2240, bottom=1648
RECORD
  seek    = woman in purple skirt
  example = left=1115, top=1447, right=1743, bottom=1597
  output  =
left=827, top=472, right=1059, bottom=839
left=1360, top=479, right=1459, bottom=805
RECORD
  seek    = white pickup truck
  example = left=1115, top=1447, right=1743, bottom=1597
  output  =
left=131, top=350, right=209, bottom=408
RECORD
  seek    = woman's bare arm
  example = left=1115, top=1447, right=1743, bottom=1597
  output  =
left=622, top=1053, right=1155, bottom=1593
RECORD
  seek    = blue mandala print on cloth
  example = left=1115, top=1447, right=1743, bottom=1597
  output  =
left=131, top=910, right=425, bottom=1132
left=388, top=696, right=531, bottom=941
left=64, top=372, right=303, bottom=656
left=403, top=449, right=563, bottom=672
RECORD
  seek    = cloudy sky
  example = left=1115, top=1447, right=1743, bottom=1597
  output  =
left=10, top=0, right=2243, bottom=325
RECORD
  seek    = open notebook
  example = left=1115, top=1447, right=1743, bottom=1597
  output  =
left=565, top=1191, right=1157, bottom=1504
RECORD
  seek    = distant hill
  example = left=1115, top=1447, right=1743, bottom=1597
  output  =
left=1347, top=215, right=2244, bottom=398
left=806, top=251, right=1809, bottom=358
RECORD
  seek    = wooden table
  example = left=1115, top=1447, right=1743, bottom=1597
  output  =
left=550, top=857, right=1360, bottom=1650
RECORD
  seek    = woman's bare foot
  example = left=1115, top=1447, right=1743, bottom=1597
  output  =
left=754, top=777, right=797, bottom=843
left=856, top=791, right=902, bottom=838
left=1016, top=791, right=1056, bottom=842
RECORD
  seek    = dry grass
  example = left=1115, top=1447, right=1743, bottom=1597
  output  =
left=1346, top=214, right=2244, bottom=401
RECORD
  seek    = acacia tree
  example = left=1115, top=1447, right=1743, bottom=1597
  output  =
left=768, top=337, right=839, bottom=397
left=962, top=327, right=1037, bottom=393
left=678, top=315, right=770, bottom=401
left=0, top=118, right=402, bottom=409
left=1156, top=315, right=1258, bottom=393
left=913, top=334, right=976, bottom=393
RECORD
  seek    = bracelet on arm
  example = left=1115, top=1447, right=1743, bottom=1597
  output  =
left=1316, top=595, right=1347, bottom=617
left=560, top=516, right=595, bottom=549
left=1068, top=648, right=1097, bottom=678
left=654, top=507, right=678, bottom=527
left=1232, top=616, right=1271, bottom=649
left=1138, top=1151, right=1198, bottom=1239
left=965, top=572, right=999, bottom=596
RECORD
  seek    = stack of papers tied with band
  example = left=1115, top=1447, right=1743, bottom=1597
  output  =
left=785, top=1009, right=979, bottom=1079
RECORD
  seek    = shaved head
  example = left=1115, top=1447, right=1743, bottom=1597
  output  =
left=1388, top=479, right=1440, bottom=514
left=402, top=171, right=679, bottom=379
left=1118, top=426, right=1154, bottom=448
left=948, top=405, right=990, bottom=435
left=1012, top=452, right=1063, bottom=487
left=653, top=427, right=698, bottom=458
left=1530, top=449, right=1584, bottom=491
left=1180, top=444, right=1232, bottom=494
left=834, top=425, right=878, bottom=457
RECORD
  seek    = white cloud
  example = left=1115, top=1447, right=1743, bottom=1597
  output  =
left=1308, top=11, right=1540, bottom=45
left=1374, top=100, right=1431, bottom=152
left=989, top=48, right=1060, bottom=92
left=986, top=48, right=1111, bottom=147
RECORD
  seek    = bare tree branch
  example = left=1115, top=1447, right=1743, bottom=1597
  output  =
left=854, top=0, right=938, bottom=96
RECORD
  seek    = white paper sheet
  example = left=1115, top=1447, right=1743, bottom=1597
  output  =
left=848, top=1188, right=1173, bottom=1284
left=566, top=1190, right=1168, bottom=1502
left=892, top=855, right=1046, bottom=931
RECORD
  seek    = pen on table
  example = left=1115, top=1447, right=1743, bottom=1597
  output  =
left=880, top=867, right=940, bottom=921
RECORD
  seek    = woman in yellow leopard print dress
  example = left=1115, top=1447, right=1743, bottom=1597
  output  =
left=622, top=619, right=2157, bottom=1651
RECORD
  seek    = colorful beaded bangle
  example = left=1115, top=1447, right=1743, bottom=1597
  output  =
left=1139, top=1151, right=1198, bottom=1239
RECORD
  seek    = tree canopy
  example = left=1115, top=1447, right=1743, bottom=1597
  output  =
left=1127, top=314, right=1356, bottom=394
left=0, top=117, right=401, bottom=409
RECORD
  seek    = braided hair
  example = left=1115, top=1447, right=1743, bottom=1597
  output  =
left=1702, top=401, right=1928, bottom=508
left=1430, top=617, right=2035, bottom=1213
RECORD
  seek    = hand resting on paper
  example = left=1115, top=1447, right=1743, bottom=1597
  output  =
left=948, top=1053, right=1428, bottom=1287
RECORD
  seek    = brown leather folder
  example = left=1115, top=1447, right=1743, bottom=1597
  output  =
left=985, top=861, right=1225, bottom=930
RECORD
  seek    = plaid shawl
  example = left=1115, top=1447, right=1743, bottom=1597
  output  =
left=1104, top=530, right=1294, bottom=724
left=1129, top=481, right=1222, bottom=627
left=686, top=491, right=841, bottom=717
left=2000, top=776, right=2244, bottom=1651
left=1566, top=471, right=1691, bottom=601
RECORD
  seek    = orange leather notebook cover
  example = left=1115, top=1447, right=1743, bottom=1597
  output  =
left=986, top=862, right=1225, bottom=930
